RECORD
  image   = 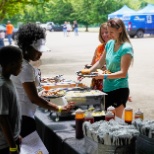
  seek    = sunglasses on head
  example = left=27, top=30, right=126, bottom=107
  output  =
left=107, top=20, right=120, bottom=29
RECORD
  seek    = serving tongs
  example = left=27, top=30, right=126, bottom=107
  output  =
left=75, top=80, right=81, bottom=87
left=54, top=74, right=63, bottom=82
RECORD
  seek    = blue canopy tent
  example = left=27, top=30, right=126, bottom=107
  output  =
left=108, top=5, right=136, bottom=19
left=137, top=4, right=154, bottom=14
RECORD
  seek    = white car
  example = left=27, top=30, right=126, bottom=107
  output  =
left=40, top=22, right=55, bottom=31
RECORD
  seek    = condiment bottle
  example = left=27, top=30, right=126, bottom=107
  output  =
left=84, top=111, right=94, bottom=124
left=134, top=108, right=144, bottom=120
left=105, top=111, right=114, bottom=121
left=107, top=106, right=116, bottom=118
left=124, top=107, right=133, bottom=124
left=75, top=109, right=85, bottom=139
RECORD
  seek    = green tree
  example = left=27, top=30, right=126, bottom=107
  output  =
left=0, top=0, right=49, bottom=23
left=43, top=0, right=74, bottom=24
left=1, top=0, right=154, bottom=28
left=70, top=0, right=124, bottom=31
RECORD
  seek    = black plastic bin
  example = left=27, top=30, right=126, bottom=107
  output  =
left=136, top=134, right=154, bottom=154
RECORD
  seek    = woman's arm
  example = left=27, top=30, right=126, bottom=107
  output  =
left=22, top=82, right=74, bottom=112
left=94, top=54, right=132, bottom=80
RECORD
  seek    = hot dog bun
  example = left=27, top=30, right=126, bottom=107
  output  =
left=81, top=69, right=90, bottom=75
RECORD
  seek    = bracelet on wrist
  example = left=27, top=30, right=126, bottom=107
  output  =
left=9, top=145, right=18, bottom=152
left=58, top=106, right=62, bottom=112
left=104, top=74, right=108, bottom=79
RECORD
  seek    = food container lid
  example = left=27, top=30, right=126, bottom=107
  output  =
left=75, top=109, right=85, bottom=119
left=105, top=111, right=114, bottom=117
left=135, top=108, right=143, bottom=115
left=125, top=106, right=133, bottom=111
left=85, top=111, right=93, bottom=118
left=75, top=108, right=84, bottom=114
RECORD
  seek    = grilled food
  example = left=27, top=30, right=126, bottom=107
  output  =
left=81, top=69, right=90, bottom=75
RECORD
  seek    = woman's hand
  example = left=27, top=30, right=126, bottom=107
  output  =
left=61, top=102, right=75, bottom=112
left=93, top=72, right=104, bottom=80
left=128, top=96, right=132, bottom=102
left=77, top=76, right=84, bottom=82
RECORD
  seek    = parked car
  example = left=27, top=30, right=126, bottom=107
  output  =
left=40, top=22, right=63, bottom=32
left=12, top=27, right=18, bottom=40
left=40, top=22, right=55, bottom=31
left=0, top=25, right=6, bottom=32
left=52, top=24, right=63, bottom=31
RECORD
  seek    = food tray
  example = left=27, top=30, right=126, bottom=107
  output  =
left=41, top=82, right=87, bottom=89
left=41, top=75, right=64, bottom=83
left=76, top=71, right=98, bottom=78
left=65, top=89, right=106, bottom=106
left=65, top=89, right=106, bottom=97
left=39, top=89, right=66, bottom=98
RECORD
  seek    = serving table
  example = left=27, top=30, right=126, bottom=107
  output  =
left=35, top=108, right=86, bottom=154
left=36, top=76, right=106, bottom=153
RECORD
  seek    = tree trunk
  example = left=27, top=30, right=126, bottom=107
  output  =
left=85, top=25, right=88, bottom=32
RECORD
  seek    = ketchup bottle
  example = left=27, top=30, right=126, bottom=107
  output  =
left=75, top=109, right=85, bottom=139
left=84, top=111, right=94, bottom=124
left=105, top=111, right=114, bottom=121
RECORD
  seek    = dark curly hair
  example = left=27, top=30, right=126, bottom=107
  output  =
left=16, top=23, right=46, bottom=52
left=0, top=46, right=22, bottom=67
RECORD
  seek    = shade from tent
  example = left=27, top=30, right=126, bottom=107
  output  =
left=108, top=5, right=136, bottom=19
left=137, top=4, right=154, bottom=14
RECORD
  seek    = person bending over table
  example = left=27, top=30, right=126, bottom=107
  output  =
left=11, top=23, right=74, bottom=138
left=81, top=18, right=134, bottom=118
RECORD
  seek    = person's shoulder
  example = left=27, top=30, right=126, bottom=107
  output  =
left=97, top=44, right=104, bottom=48
left=94, top=44, right=102, bottom=55
left=23, top=60, right=33, bottom=69
left=121, top=42, right=134, bottom=56
left=18, top=60, right=34, bottom=80
left=106, top=40, right=114, bottom=45
left=106, top=40, right=114, bottom=48
left=0, top=77, right=9, bottom=88
left=122, top=42, right=133, bottom=51
left=97, top=44, right=105, bottom=50
left=123, top=42, right=132, bottom=48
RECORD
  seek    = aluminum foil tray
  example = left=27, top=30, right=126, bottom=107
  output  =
left=65, top=89, right=106, bottom=106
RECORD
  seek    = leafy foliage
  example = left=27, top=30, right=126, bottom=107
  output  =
left=0, top=0, right=49, bottom=24
left=0, top=0, right=154, bottom=29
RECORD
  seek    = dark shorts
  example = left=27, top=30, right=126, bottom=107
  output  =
left=104, top=88, right=129, bottom=110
